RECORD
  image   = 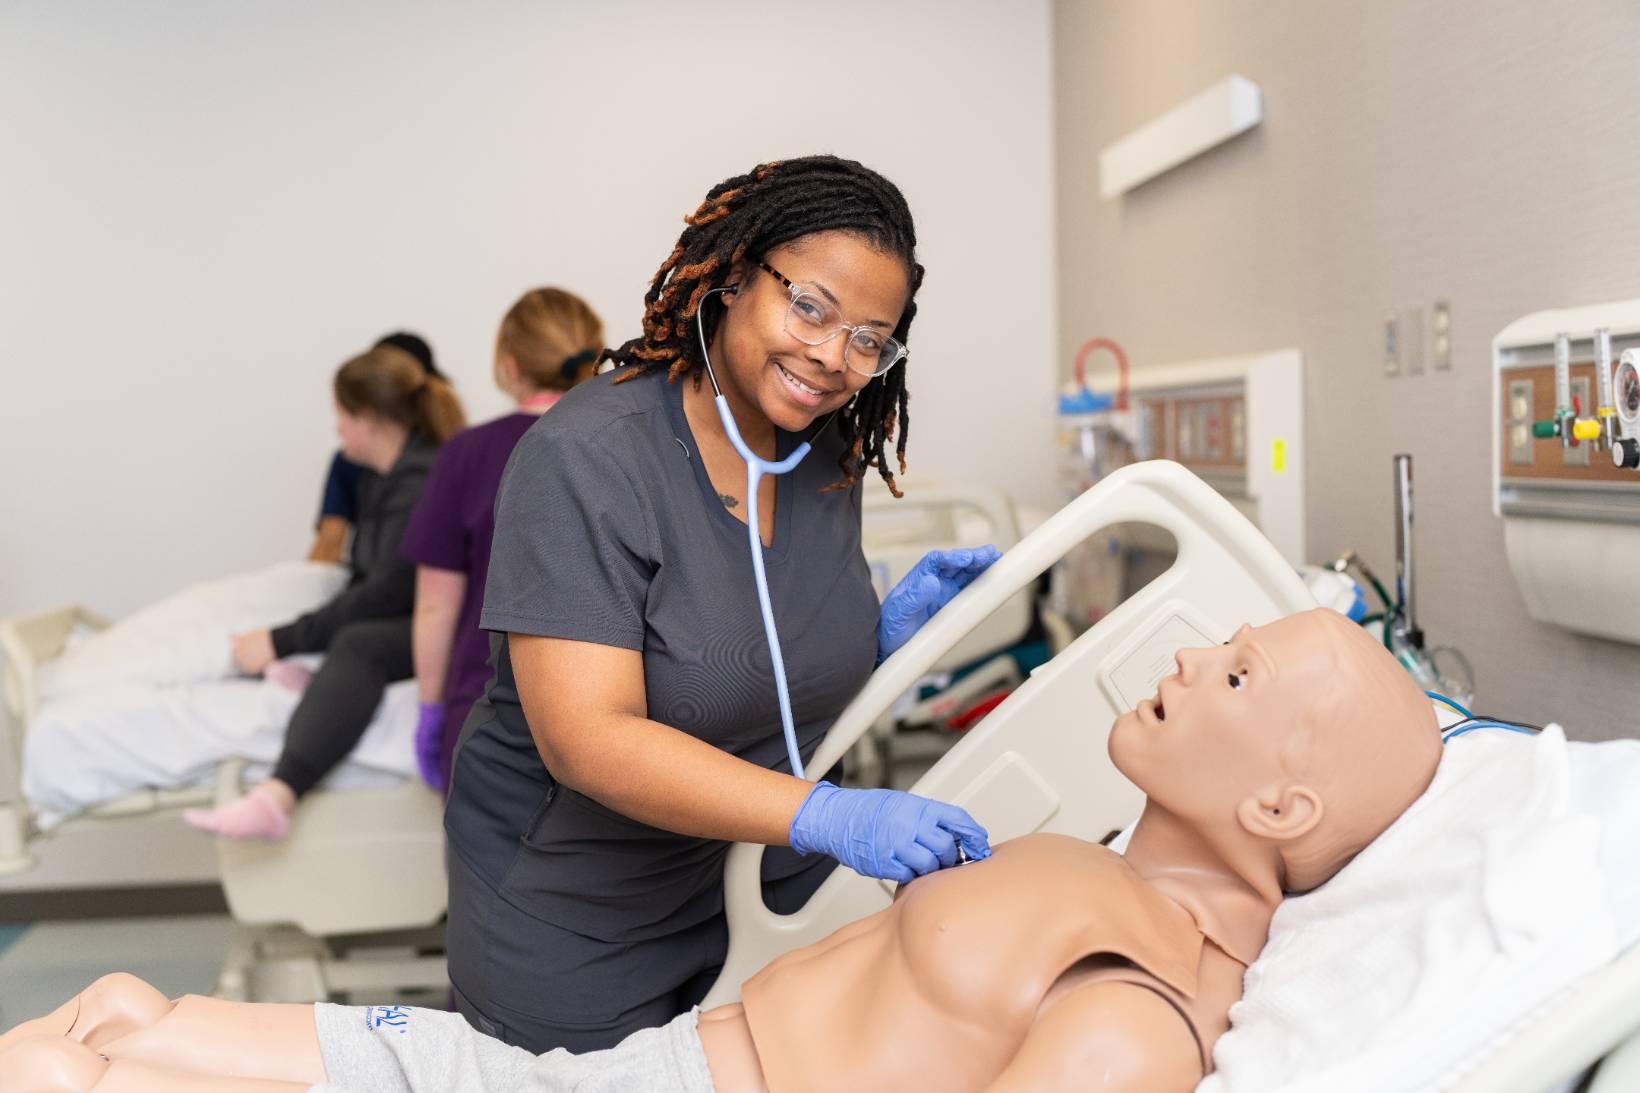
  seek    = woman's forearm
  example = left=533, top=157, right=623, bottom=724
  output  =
left=554, top=712, right=813, bottom=845
left=513, top=634, right=812, bottom=845
left=412, top=567, right=467, bottom=704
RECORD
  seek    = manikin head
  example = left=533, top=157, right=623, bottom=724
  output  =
left=1109, top=608, right=1441, bottom=893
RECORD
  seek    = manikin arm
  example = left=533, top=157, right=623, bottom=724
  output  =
left=983, top=979, right=1204, bottom=1093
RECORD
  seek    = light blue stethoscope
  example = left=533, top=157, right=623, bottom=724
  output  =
left=694, top=285, right=840, bottom=779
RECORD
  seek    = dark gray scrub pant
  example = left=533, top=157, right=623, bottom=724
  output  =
left=446, top=833, right=837, bottom=1056
left=272, top=617, right=413, bottom=797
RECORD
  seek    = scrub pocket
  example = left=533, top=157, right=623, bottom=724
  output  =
left=503, top=786, right=727, bottom=943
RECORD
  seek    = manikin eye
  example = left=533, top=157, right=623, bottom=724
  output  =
left=1228, top=671, right=1247, bottom=690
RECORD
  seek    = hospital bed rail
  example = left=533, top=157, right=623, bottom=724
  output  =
left=707, top=459, right=1318, bottom=1007
left=0, top=604, right=448, bottom=1004
left=0, top=605, right=217, bottom=881
left=856, top=479, right=1036, bottom=782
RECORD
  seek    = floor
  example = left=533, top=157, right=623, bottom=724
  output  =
left=0, top=913, right=237, bottom=1031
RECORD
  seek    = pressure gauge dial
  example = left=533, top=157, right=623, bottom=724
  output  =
left=1618, top=350, right=1640, bottom=431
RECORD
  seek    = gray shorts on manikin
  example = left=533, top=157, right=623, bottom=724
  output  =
left=307, top=1002, right=715, bottom=1093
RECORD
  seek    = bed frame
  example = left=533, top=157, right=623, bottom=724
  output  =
left=0, top=607, right=448, bottom=1003
left=711, top=459, right=1640, bottom=1093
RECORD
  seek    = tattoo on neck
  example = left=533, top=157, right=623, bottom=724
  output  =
left=719, top=492, right=739, bottom=510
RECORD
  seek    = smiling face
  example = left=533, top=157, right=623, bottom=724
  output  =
left=709, top=230, right=910, bottom=434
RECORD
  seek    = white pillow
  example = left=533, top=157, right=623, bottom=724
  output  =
left=41, top=561, right=348, bottom=699
left=1200, top=726, right=1640, bottom=1093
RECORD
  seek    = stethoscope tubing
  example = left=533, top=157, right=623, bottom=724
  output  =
left=696, top=286, right=815, bottom=779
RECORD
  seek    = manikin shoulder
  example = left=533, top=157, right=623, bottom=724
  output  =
left=983, top=973, right=1204, bottom=1093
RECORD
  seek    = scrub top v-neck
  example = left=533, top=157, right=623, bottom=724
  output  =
left=445, top=365, right=881, bottom=947
left=669, top=370, right=796, bottom=555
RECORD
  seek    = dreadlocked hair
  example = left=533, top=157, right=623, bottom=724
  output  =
left=605, top=155, right=923, bottom=497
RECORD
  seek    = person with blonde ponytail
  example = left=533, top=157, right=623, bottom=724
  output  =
left=186, top=343, right=466, bottom=840
left=400, top=287, right=604, bottom=793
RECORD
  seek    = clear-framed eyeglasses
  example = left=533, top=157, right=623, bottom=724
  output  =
left=758, top=260, right=907, bottom=379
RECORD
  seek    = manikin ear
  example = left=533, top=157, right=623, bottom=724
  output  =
left=1235, top=783, right=1324, bottom=843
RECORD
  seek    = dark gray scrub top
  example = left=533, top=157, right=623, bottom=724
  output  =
left=445, top=366, right=880, bottom=943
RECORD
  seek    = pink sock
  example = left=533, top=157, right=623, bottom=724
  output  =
left=183, top=785, right=293, bottom=841
left=264, top=660, right=314, bottom=694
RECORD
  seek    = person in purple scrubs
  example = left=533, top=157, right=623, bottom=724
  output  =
left=400, top=288, right=605, bottom=791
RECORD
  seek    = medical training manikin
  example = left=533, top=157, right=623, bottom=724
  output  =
left=0, top=609, right=1440, bottom=1093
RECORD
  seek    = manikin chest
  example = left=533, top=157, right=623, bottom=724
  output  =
left=741, top=833, right=1209, bottom=1093
left=892, top=833, right=1204, bottom=1029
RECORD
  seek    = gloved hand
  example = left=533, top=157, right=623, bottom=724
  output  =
left=789, top=781, right=991, bottom=885
left=414, top=701, right=447, bottom=792
left=877, top=545, right=1001, bottom=663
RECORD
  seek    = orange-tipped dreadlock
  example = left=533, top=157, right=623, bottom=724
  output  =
left=605, top=155, right=923, bottom=496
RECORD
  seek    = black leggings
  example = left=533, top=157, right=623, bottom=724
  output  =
left=272, top=617, right=412, bottom=798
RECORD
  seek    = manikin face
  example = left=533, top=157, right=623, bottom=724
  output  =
left=711, top=230, right=910, bottom=434
left=1108, top=617, right=1336, bottom=830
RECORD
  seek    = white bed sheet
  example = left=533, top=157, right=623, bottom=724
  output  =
left=1203, top=724, right=1640, bottom=1093
left=39, top=561, right=349, bottom=700
left=22, top=663, right=418, bottom=828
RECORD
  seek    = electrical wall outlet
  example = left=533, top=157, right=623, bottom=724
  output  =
left=1507, top=378, right=1534, bottom=466
left=1433, top=301, right=1452, bottom=370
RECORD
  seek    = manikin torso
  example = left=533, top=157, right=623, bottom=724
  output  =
left=704, top=832, right=1262, bottom=1092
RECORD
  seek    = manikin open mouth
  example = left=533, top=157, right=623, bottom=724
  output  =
left=1154, top=696, right=1167, bottom=722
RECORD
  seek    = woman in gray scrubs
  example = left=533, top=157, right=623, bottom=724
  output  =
left=444, top=155, right=995, bottom=1054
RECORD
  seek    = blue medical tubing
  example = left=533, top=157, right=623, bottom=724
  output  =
left=1425, top=691, right=1475, bottom=719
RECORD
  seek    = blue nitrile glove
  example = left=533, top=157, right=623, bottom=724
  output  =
left=789, top=781, right=992, bottom=885
left=877, top=545, right=1002, bottom=663
left=414, top=701, right=447, bottom=792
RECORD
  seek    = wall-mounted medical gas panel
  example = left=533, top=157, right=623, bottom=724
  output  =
left=1493, top=298, right=1640, bottom=645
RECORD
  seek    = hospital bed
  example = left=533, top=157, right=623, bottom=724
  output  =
left=709, top=459, right=1640, bottom=1093
left=0, top=607, right=447, bottom=1004
left=856, top=478, right=1036, bottom=782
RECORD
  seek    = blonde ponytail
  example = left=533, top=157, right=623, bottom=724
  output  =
left=415, top=375, right=466, bottom=444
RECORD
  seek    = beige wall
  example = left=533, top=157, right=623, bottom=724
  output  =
left=0, top=0, right=1057, bottom=623
left=1054, top=0, right=1640, bottom=737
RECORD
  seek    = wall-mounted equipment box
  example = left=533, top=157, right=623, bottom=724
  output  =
left=1492, top=299, right=1640, bottom=645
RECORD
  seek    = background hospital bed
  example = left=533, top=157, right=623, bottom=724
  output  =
left=0, top=607, right=447, bottom=1003
left=708, top=459, right=1640, bottom=1093
left=855, top=478, right=1036, bottom=784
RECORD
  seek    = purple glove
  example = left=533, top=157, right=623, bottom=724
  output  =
left=789, top=780, right=991, bottom=885
left=414, top=701, right=447, bottom=792
left=877, top=545, right=1002, bottom=664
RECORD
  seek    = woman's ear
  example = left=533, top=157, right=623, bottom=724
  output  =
left=720, top=258, right=754, bottom=307
left=497, top=352, right=521, bottom=389
left=1235, top=784, right=1323, bottom=842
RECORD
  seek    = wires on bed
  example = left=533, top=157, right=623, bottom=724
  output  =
left=1440, top=716, right=1545, bottom=744
left=1425, top=691, right=1474, bottom=719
